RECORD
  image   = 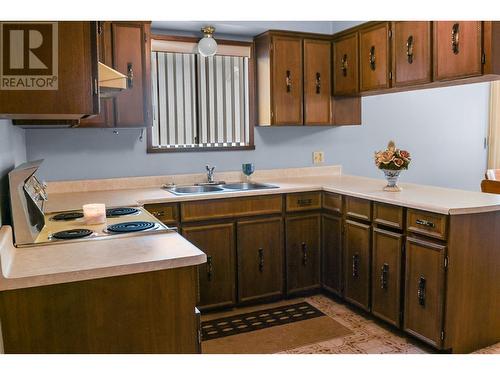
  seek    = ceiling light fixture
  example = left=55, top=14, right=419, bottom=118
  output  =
left=198, top=26, right=217, bottom=57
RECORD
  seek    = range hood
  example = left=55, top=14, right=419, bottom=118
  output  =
left=98, top=62, right=129, bottom=97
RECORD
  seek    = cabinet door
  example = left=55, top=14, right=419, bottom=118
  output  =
left=359, top=23, right=391, bottom=92
left=322, top=214, right=343, bottom=296
left=392, top=21, right=432, bottom=87
left=371, top=228, right=403, bottom=327
left=404, top=237, right=446, bottom=348
left=433, top=21, right=482, bottom=81
left=80, top=22, right=114, bottom=128
left=0, top=22, right=99, bottom=118
left=285, top=214, right=321, bottom=294
left=112, top=22, right=151, bottom=127
left=333, top=33, right=359, bottom=95
left=303, top=39, right=331, bottom=125
left=237, top=217, right=283, bottom=303
left=272, top=36, right=303, bottom=125
left=344, top=220, right=371, bottom=311
left=182, top=223, right=236, bottom=310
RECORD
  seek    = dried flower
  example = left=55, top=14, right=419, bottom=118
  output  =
left=374, top=141, right=411, bottom=171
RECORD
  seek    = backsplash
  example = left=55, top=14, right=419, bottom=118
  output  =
left=25, top=82, right=489, bottom=191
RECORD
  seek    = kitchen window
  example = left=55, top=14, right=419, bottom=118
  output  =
left=148, top=35, right=255, bottom=152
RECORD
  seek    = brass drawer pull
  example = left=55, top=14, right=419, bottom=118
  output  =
left=301, top=242, right=308, bottom=266
left=258, top=248, right=264, bottom=272
left=380, top=263, right=389, bottom=289
left=127, top=62, right=134, bottom=89
left=415, top=219, right=436, bottom=228
left=207, top=255, right=213, bottom=281
left=451, top=23, right=460, bottom=55
left=352, top=253, right=360, bottom=278
left=406, top=35, right=414, bottom=64
left=286, top=70, right=292, bottom=92
left=153, top=211, right=165, bottom=217
left=341, top=54, right=348, bottom=77
left=418, top=276, right=426, bottom=306
left=297, top=198, right=313, bottom=206
left=369, top=45, right=376, bottom=71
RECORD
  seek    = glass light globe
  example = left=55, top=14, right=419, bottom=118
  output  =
left=198, top=36, right=217, bottom=57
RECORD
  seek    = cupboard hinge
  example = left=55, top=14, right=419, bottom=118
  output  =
left=444, top=256, right=449, bottom=270
left=441, top=330, right=445, bottom=341
left=482, top=52, right=486, bottom=65
left=388, top=29, right=392, bottom=39
left=97, top=21, right=103, bottom=35
left=144, top=34, right=148, bottom=43
left=389, top=71, right=393, bottom=80
left=271, top=111, right=274, bottom=119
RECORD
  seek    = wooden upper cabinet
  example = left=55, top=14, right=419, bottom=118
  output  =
left=359, top=23, right=391, bottom=92
left=303, top=39, right=331, bottom=125
left=433, top=21, right=482, bottom=81
left=272, top=36, right=303, bottom=125
left=0, top=22, right=99, bottom=119
left=392, top=21, right=432, bottom=87
left=112, top=22, right=151, bottom=128
left=80, top=21, right=151, bottom=129
left=333, top=33, right=359, bottom=95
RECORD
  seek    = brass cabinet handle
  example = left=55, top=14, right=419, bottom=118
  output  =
left=127, top=62, right=134, bottom=88
left=301, top=242, right=308, bottom=266
left=369, top=46, right=376, bottom=71
left=415, top=219, right=435, bottom=228
left=286, top=70, right=292, bottom=92
left=297, top=198, right=313, bottom=206
left=418, top=276, right=426, bottom=306
left=153, top=211, right=165, bottom=217
left=451, top=23, right=460, bottom=55
left=258, top=248, right=264, bottom=272
left=341, top=54, right=348, bottom=77
left=315, top=72, right=321, bottom=94
left=380, top=263, right=389, bottom=289
left=352, top=253, right=360, bottom=278
left=207, top=255, right=213, bottom=281
left=406, top=35, right=414, bottom=64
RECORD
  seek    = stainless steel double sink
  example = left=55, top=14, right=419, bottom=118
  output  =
left=164, top=182, right=279, bottom=195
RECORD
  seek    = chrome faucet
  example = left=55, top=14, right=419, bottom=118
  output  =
left=206, top=165, right=216, bottom=184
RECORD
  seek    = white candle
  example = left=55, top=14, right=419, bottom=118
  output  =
left=83, top=203, right=107, bottom=224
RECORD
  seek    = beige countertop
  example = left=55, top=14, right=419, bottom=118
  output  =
left=45, top=174, right=500, bottom=215
left=0, top=226, right=206, bottom=291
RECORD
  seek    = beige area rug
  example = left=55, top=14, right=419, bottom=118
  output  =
left=201, top=299, right=352, bottom=354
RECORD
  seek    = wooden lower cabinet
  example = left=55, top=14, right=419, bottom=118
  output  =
left=182, top=223, right=236, bottom=310
left=285, top=214, right=321, bottom=294
left=371, top=228, right=403, bottom=326
left=237, top=217, right=284, bottom=303
left=0, top=267, right=199, bottom=353
left=321, top=214, right=343, bottom=296
left=343, top=220, right=371, bottom=311
left=404, top=236, right=446, bottom=348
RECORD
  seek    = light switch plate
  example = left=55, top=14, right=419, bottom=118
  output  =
left=313, top=151, right=325, bottom=164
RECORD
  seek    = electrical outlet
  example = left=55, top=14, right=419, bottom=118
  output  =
left=313, top=151, right=325, bottom=165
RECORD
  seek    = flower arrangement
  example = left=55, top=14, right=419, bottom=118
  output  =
left=374, top=141, right=411, bottom=171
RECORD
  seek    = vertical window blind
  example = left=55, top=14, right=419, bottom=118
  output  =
left=151, top=49, right=250, bottom=150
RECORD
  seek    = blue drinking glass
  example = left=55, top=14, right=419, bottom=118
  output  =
left=242, top=163, right=255, bottom=182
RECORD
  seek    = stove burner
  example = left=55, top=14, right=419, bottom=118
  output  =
left=52, top=229, right=93, bottom=240
left=107, top=221, right=155, bottom=233
left=52, top=212, right=84, bottom=221
left=106, top=207, right=140, bottom=217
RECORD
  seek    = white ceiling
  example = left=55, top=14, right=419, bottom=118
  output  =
left=151, top=21, right=363, bottom=40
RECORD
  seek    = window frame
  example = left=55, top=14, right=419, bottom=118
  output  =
left=147, top=34, right=256, bottom=153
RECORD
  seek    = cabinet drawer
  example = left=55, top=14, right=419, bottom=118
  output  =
left=322, top=192, right=342, bottom=214
left=286, top=192, right=322, bottom=212
left=181, top=195, right=282, bottom=222
left=345, top=196, right=372, bottom=221
left=144, top=203, right=179, bottom=224
left=407, top=209, right=448, bottom=240
left=373, top=202, right=403, bottom=229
